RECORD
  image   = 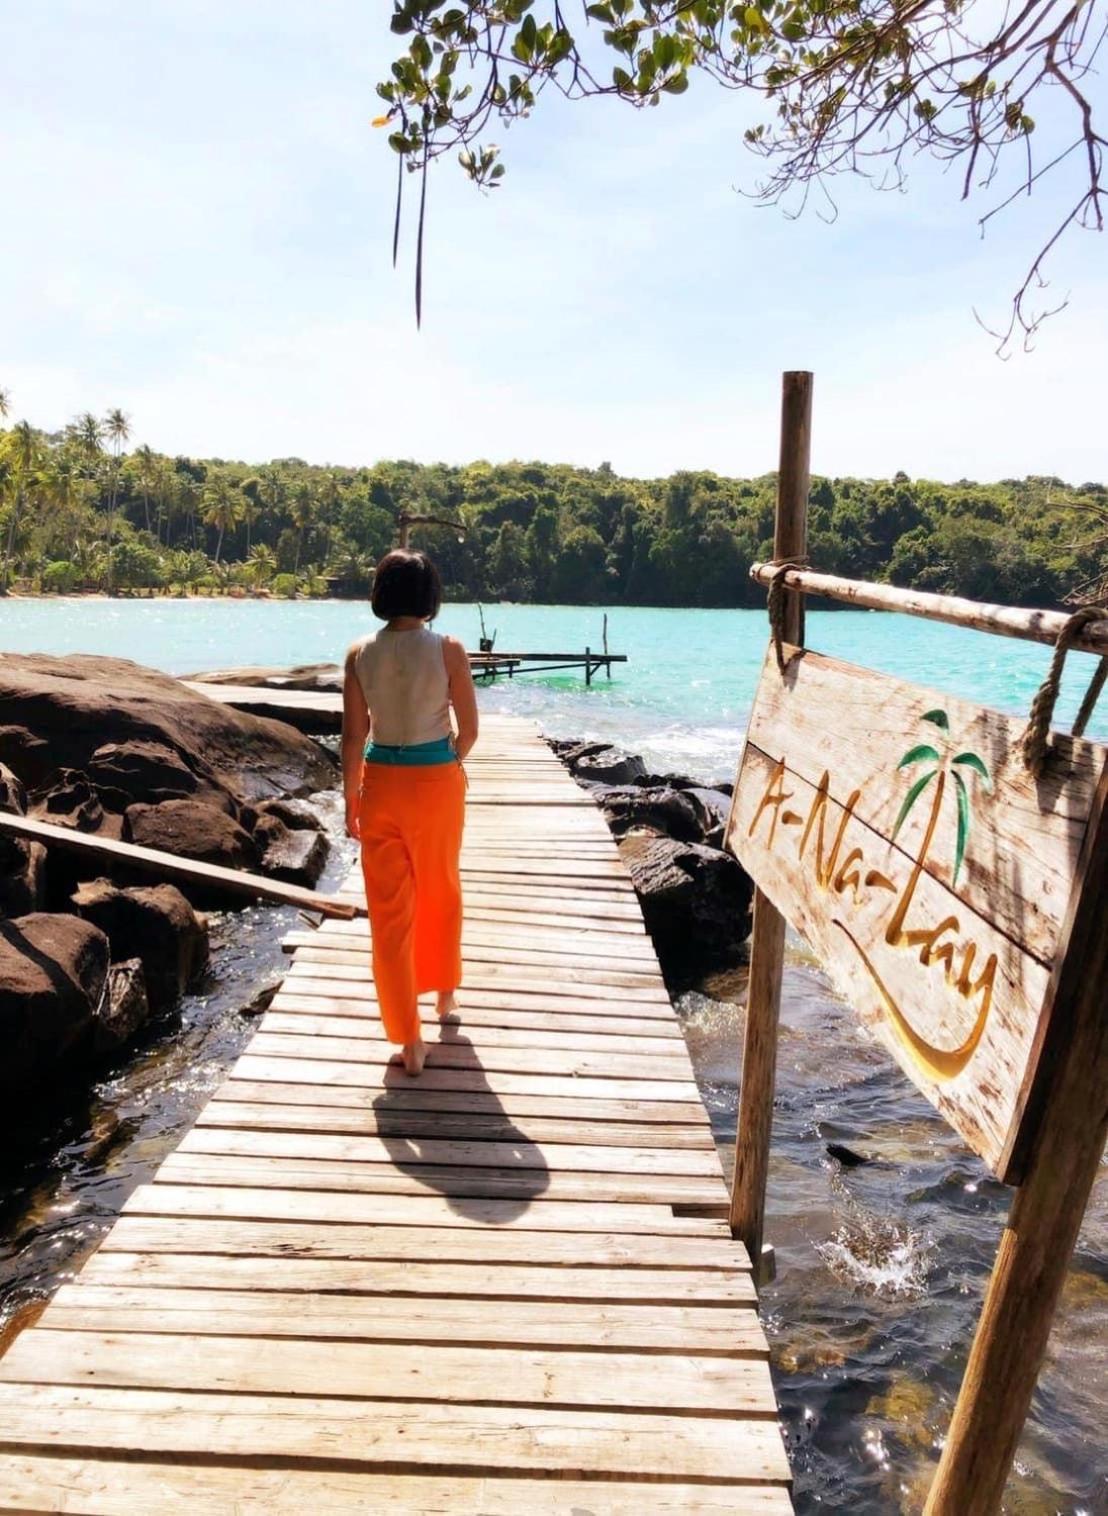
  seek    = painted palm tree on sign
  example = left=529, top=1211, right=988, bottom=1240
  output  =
left=893, top=709, right=992, bottom=886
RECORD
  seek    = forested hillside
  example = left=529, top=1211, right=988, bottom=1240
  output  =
left=1, top=410, right=1103, bottom=607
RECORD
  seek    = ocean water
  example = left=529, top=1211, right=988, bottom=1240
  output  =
left=1, top=597, right=1105, bottom=1513
left=3, top=596, right=1107, bottom=782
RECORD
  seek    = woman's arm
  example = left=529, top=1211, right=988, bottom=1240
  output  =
left=444, top=636, right=479, bottom=761
left=341, top=645, right=370, bottom=838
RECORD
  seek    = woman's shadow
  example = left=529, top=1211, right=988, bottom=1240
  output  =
left=371, top=1011, right=550, bottom=1221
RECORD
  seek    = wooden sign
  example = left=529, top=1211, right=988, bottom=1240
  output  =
left=727, top=642, right=1108, bottom=1182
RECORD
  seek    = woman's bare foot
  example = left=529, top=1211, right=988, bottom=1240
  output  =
left=401, top=1039, right=426, bottom=1076
left=435, top=991, right=459, bottom=1021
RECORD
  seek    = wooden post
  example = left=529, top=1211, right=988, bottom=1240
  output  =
left=585, top=646, right=593, bottom=686
left=923, top=761, right=1108, bottom=1515
left=729, top=370, right=813, bottom=1279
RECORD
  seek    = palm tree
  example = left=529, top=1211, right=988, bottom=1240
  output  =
left=0, top=387, right=10, bottom=420
left=1, top=421, right=43, bottom=592
left=133, top=443, right=158, bottom=534
left=893, top=709, right=992, bottom=886
left=201, top=476, right=243, bottom=565
left=247, top=543, right=277, bottom=587
left=102, top=408, right=131, bottom=593
left=291, top=483, right=316, bottom=574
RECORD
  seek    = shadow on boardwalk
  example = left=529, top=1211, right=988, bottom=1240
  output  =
left=372, top=1017, right=550, bottom=1222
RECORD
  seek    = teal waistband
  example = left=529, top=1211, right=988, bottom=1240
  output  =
left=363, top=736, right=455, bottom=767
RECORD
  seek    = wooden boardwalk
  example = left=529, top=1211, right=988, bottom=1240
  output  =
left=0, top=715, right=791, bottom=1513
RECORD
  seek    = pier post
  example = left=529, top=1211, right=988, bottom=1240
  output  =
left=923, top=763, right=1108, bottom=1514
left=729, top=370, right=813, bottom=1279
left=585, top=646, right=593, bottom=686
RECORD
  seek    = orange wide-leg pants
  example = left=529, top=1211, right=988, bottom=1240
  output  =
left=358, top=760, right=466, bottom=1045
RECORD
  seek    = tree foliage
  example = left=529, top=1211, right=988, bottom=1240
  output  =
left=377, top=0, right=1105, bottom=341
left=0, top=402, right=1103, bottom=608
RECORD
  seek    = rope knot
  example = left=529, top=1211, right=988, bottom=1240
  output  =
left=767, top=559, right=806, bottom=672
left=1021, top=607, right=1108, bottom=776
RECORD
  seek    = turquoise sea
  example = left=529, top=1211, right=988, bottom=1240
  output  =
left=1, top=597, right=1105, bottom=1513
left=3, top=596, right=1106, bottom=780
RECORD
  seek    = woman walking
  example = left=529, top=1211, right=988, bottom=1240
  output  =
left=342, top=550, right=478, bottom=1075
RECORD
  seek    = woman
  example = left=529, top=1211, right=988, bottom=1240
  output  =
left=342, top=549, right=478, bottom=1075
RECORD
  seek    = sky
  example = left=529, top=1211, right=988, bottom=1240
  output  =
left=1, top=0, right=1105, bottom=484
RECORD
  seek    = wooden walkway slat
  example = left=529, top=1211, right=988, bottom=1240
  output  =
left=0, top=714, right=790, bottom=1512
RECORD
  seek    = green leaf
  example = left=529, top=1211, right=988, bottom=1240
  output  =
left=921, top=708, right=949, bottom=730
left=662, top=71, right=689, bottom=93
left=951, top=751, right=992, bottom=791
left=892, top=769, right=935, bottom=841
left=952, top=768, right=970, bottom=884
left=897, top=744, right=941, bottom=769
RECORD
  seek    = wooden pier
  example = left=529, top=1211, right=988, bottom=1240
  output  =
left=0, top=714, right=790, bottom=1513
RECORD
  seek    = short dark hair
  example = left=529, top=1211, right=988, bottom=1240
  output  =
left=370, top=550, right=442, bottom=621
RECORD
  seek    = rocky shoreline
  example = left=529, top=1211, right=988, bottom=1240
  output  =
left=0, top=653, right=337, bottom=1125
left=546, top=737, right=753, bottom=990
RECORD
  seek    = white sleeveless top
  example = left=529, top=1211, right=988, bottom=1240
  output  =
left=353, top=626, right=452, bottom=746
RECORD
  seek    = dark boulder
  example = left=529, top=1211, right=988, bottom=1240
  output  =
left=571, top=747, right=647, bottom=787
left=593, top=785, right=706, bottom=844
left=0, top=761, right=46, bottom=917
left=86, top=740, right=223, bottom=813
left=682, top=787, right=734, bottom=848
left=71, top=879, right=209, bottom=1010
left=617, top=833, right=754, bottom=990
left=0, top=913, right=110, bottom=1105
left=256, top=796, right=327, bottom=833
left=95, top=959, right=151, bottom=1052
left=124, top=799, right=259, bottom=873
left=0, top=652, right=335, bottom=801
left=255, top=813, right=328, bottom=887
left=30, top=770, right=112, bottom=835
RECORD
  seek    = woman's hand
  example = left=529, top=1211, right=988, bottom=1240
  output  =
left=345, top=799, right=361, bottom=841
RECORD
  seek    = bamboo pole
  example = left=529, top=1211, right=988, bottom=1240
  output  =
left=729, top=371, right=812, bottom=1278
left=922, top=757, right=1108, bottom=1514
left=750, top=564, right=1108, bottom=657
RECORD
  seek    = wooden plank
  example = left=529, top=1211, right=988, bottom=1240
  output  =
left=0, top=812, right=361, bottom=919
left=98, top=1216, right=750, bottom=1268
left=121, top=1184, right=728, bottom=1235
left=198, top=1101, right=714, bottom=1148
left=259, top=1010, right=689, bottom=1057
left=77, top=1252, right=757, bottom=1303
left=288, top=940, right=661, bottom=979
left=267, top=992, right=683, bottom=1038
left=244, top=1031, right=689, bottom=1080
left=0, top=1457, right=794, bottom=1512
left=233, top=1053, right=701, bottom=1101
left=40, top=1286, right=763, bottom=1355
left=178, top=1127, right=724, bottom=1177
left=156, top=1152, right=726, bottom=1206
left=0, top=1330, right=779, bottom=1415
left=283, top=961, right=670, bottom=1001
left=272, top=980, right=673, bottom=1018
left=214, top=1078, right=712, bottom=1124
left=0, top=1386, right=786, bottom=1482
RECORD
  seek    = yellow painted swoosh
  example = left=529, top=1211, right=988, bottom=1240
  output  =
left=832, top=918, right=991, bottom=1083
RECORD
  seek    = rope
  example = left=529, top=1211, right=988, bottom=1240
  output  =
left=767, top=560, right=806, bottom=672
left=1021, top=607, right=1108, bottom=775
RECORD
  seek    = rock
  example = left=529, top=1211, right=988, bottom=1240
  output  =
left=124, top=799, right=259, bottom=873
left=617, top=833, right=754, bottom=989
left=188, top=663, right=343, bottom=693
left=571, top=747, right=647, bottom=787
left=0, top=760, right=26, bottom=815
left=256, top=796, right=327, bottom=833
left=593, top=785, right=706, bottom=844
left=86, top=740, right=203, bottom=809
left=826, top=1142, right=872, bottom=1168
left=683, top=786, right=733, bottom=847
left=0, top=913, right=110, bottom=1106
left=71, top=879, right=209, bottom=1011
left=95, top=959, right=150, bottom=1051
left=255, top=814, right=328, bottom=887
left=30, top=769, right=109, bottom=834
left=0, top=652, right=335, bottom=801
left=0, top=836, right=46, bottom=917
left=0, top=761, right=47, bottom=918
